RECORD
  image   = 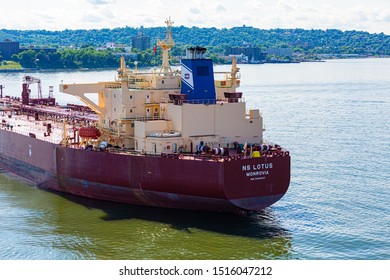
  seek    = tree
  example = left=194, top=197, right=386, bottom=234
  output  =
left=48, top=52, right=63, bottom=68
left=36, top=50, right=51, bottom=68
left=59, top=49, right=80, bottom=69
left=13, top=50, right=37, bottom=68
left=1, top=26, right=389, bottom=57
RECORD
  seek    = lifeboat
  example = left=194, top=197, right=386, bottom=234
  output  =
left=78, top=126, right=101, bottom=139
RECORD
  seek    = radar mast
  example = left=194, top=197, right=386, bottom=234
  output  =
left=158, top=17, right=175, bottom=75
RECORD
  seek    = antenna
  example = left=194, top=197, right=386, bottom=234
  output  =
left=0, top=85, right=4, bottom=98
left=157, top=17, right=175, bottom=75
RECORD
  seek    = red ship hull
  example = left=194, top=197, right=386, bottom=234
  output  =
left=0, top=129, right=290, bottom=212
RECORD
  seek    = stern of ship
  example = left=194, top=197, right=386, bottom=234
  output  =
left=223, top=151, right=291, bottom=211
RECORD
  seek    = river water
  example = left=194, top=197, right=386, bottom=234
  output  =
left=0, top=58, right=389, bottom=260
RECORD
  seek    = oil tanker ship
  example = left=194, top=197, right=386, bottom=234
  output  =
left=0, top=19, right=290, bottom=212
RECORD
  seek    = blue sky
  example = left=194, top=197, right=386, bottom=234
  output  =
left=1, top=0, right=389, bottom=34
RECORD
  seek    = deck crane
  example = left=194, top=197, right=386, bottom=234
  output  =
left=22, top=75, right=42, bottom=103
left=21, top=75, right=56, bottom=106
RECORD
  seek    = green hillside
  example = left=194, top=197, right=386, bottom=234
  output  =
left=1, top=25, right=389, bottom=69
left=0, top=26, right=388, bottom=55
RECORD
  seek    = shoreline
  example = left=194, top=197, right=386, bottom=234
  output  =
left=0, top=56, right=389, bottom=72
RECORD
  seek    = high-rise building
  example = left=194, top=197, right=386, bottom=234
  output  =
left=0, top=40, right=20, bottom=60
left=131, top=32, right=150, bottom=51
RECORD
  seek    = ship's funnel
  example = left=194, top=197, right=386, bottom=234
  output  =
left=180, top=46, right=216, bottom=103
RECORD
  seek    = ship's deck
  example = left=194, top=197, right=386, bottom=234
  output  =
left=1, top=98, right=289, bottom=162
left=1, top=113, right=65, bottom=144
left=0, top=113, right=289, bottom=162
left=1, top=97, right=98, bottom=144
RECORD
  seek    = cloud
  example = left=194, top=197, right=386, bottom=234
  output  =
left=190, top=7, right=201, bottom=14
left=135, top=15, right=158, bottom=26
left=0, top=0, right=388, bottom=34
left=187, top=15, right=208, bottom=27
left=215, top=3, right=227, bottom=12
left=245, top=0, right=265, bottom=10
left=87, top=0, right=115, bottom=5
left=82, top=13, right=104, bottom=24
left=79, top=5, right=117, bottom=29
left=278, top=2, right=294, bottom=12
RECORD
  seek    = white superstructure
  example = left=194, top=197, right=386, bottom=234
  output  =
left=59, top=20, right=264, bottom=155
